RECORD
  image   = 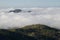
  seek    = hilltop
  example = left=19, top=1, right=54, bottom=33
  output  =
left=0, top=24, right=60, bottom=40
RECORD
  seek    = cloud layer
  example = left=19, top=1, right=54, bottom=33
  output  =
left=0, top=8, right=60, bottom=29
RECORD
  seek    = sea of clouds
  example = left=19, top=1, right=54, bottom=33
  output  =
left=0, top=8, right=60, bottom=29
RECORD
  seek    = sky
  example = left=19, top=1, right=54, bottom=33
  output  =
left=0, top=0, right=60, bottom=8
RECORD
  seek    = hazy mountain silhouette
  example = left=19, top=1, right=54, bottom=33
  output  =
left=9, top=9, right=22, bottom=13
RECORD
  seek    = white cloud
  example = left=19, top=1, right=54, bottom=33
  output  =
left=0, top=8, right=60, bottom=29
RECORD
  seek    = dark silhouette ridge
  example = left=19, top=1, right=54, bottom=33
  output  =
left=9, top=9, right=22, bottom=13
left=0, top=29, right=37, bottom=40
left=28, top=10, right=32, bottom=13
left=0, top=24, right=60, bottom=40
left=15, top=24, right=60, bottom=40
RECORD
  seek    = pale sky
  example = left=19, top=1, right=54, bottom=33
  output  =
left=0, top=0, right=60, bottom=8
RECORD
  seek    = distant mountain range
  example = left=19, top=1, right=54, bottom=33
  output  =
left=0, top=24, right=60, bottom=40
left=9, top=9, right=32, bottom=13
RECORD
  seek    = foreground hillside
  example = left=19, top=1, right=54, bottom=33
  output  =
left=0, top=24, right=60, bottom=40
left=0, top=29, right=37, bottom=40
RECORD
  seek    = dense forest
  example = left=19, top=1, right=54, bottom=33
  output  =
left=0, top=24, right=60, bottom=40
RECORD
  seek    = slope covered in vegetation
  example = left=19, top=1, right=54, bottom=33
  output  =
left=0, top=24, right=60, bottom=40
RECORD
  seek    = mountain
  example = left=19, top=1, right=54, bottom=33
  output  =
left=0, top=24, right=60, bottom=40
left=8, top=24, right=60, bottom=40
left=0, top=29, right=37, bottom=40
left=9, top=9, right=32, bottom=13
left=9, top=9, right=22, bottom=13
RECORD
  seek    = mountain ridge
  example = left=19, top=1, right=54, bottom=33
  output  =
left=0, top=24, right=60, bottom=40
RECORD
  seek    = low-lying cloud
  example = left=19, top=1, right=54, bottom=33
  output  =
left=0, top=8, right=60, bottom=29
